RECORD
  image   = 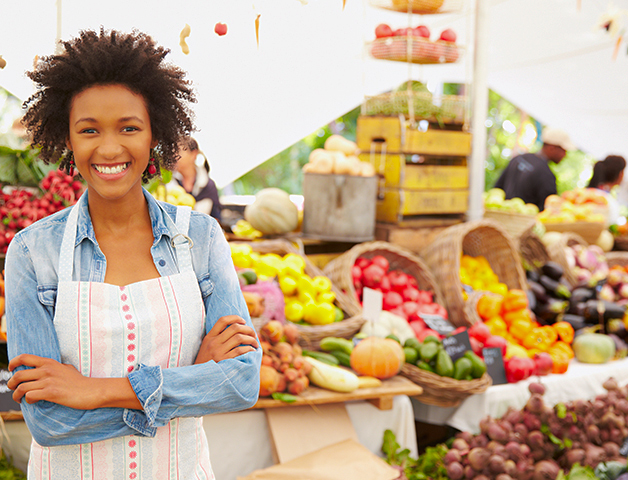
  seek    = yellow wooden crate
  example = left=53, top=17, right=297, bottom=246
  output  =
left=359, top=153, right=468, bottom=189
left=356, top=116, right=472, bottom=156
left=404, top=129, right=472, bottom=156
left=376, top=188, right=469, bottom=222
left=356, top=116, right=402, bottom=152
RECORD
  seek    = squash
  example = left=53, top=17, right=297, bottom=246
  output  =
left=324, top=134, right=358, bottom=156
left=350, top=336, right=404, bottom=379
left=572, top=333, right=615, bottom=364
left=244, top=188, right=299, bottom=235
left=305, top=356, right=359, bottom=393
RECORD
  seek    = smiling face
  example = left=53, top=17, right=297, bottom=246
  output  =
left=66, top=84, right=157, bottom=204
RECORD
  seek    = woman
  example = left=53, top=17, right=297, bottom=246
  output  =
left=173, top=137, right=223, bottom=222
left=5, top=29, right=261, bottom=479
left=588, top=155, right=626, bottom=226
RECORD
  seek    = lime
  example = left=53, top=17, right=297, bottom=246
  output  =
left=403, top=347, right=419, bottom=365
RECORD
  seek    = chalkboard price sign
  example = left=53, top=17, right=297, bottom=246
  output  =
left=442, top=330, right=472, bottom=362
left=420, top=314, right=455, bottom=336
left=482, top=347, right=508, bottom=385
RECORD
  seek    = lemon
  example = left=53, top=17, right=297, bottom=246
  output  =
left=256, top=254, right=283, bottom=277
left=317, top=291, right=336, bottom=304
left=230, top=243, right=253, bottom=256
left=312, top=276, right=332, bottom=293
left=298, top=290, right=316, bottom=304
left=285, top=301, right=305, bottom=322
left=279, top=276, right=298, bottom=296
left=296, top=275, right=316, bottom=297
left=308, top=303, right=336, bottom=325
left=283, top=253, right=305, bottom=275
left=302, top=301, right=318, bottom=324
left=232, top=253, right=252, bottom=269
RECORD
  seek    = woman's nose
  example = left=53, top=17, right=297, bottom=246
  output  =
left=97, top=141, right=124, bottom=160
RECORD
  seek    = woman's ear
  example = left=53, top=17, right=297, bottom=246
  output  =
left=151, top=138, right=158, bottom=149
left=65, top=137, right=72, bottom=151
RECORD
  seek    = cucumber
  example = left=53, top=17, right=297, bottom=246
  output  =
left=302, top=349, right=340, bottom=366
left=328, top=349, right=352, bottom=368
left=319, top=337, right=354, bottom=356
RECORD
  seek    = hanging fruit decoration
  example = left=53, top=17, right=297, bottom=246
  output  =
left=179, top=24, right=191, bottom=55
left=255, top=14, right=261, bottom=48
left=214, top=22, right=228, bottom=36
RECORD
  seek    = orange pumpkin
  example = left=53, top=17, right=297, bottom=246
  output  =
left=350, top=337, right=404, bottom=379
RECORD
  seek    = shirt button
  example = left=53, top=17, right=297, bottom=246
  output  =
left=159, top=260, right=166, bottom=267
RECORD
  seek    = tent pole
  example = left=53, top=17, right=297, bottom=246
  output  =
left=55, top=0, right=62, bottom=54
left=467, top=0, right=489, bottom=221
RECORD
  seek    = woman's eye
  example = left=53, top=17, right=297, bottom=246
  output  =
left=80, top=128, right=97, bottom=134
left=123, top=126, right=139, bottom=132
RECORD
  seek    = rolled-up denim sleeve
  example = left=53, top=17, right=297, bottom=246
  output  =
left=5, top=236, right=146, bottom=446
left=124, top=220, right=262, bottom=428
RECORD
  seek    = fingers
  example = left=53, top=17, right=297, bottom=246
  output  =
left=215, top=315, right=246, bottom=333
left=9, top=354, right=49, bottom=372
left=222, top=332, right=259, bottom=354
left=7, top=367, right=42, bottom=390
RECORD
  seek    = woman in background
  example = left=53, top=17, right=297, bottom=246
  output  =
left=588, top=155, right=626, bottom=225
left=174, top=137, right=223, bottom=222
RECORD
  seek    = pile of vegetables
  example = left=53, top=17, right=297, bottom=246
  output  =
left=460, top=254, right=510, bottom=297
left=567, top=244, right=609, bottom=288
left=443, top=378, right=628, bottom=480
left=302, top=135, right=375, bottom=177
left=527, top=262, right=570, bottom=326
left=230, top=244, right=344, bottom=326
left=352, top=254, right=448, bottom=338
left=474, top=290, right=575, bottom=381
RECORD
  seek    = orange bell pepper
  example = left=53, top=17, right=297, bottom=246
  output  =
left=549, top=341, right=574, bottom=360
left=527, top=347, right=544, bottom=359
left=509, top=318, right=534, bottom=342
left=502, top=289, right=529, bottom=313
left=484, top=316, right=508, bottom=336
left=503, top=308, right=534, bottom=326
left=477, top=294, right=504, bottom=321
left=552, top=321, right=575, bottom=344
left=522, top=327, right=555, bottom=351
left=549, top=351, right=570, bottom=374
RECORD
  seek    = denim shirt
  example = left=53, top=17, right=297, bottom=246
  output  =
left=5, top=188, right=261, bottom=447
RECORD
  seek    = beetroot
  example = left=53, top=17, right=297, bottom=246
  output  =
left=584, top=443, right=606, bottom=468
left=523, top=412, right=542, bottom=432
left=452, top=438, right=471, bottom=455
left=472, top=476, right=490, bottom=480
left=503, top=460, right=517, bottom=477
left=488, top=423, right=509, bottom=443
left=527, top=430, right=544, bottom=450
left=564, top=448, right=585, bottom=468
left=513, top=423, right=528, bottom=440
left=468, top=448, right=491, bottom=471
left=503, top=408, right=524, bottom=426
left=496, top=475, right=513, bottom=480
left=457, top=431, right=475, bottom=444
left=528, top=382, right=546, bottom=396
left=525, top=394, right=545, bottom=414
left=470, top=434, right=489, bottom=449
left=464, top=465, right=476, bottom=480
left=447, top=461, right=465, bottom=480
left=586, top=424, right=601, bottom=444
left=488, top=455, right=506, bottom=474
left=505, top=441, right=523, bottom=462
left=444, top=449, right=463, bottom=465
left=603, top=377, right=619, bottom=391
left=603, top=442, right=620, bottom=458
left=533, top=460, right=560, bottom=480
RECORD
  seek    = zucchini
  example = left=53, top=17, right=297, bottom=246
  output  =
left=302, top=349, right=339, bottom=366
left=319, top=337, right=354, bottom=356
left=328, top=349, right=352, bottom=368
left=305, top=356, right=359, bottom=393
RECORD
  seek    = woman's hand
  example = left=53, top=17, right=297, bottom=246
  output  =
left=8, top=354, right=103, bottom=409
left=195, top=315, right=259, bottom=365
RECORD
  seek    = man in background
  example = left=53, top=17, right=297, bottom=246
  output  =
left=494, top=127, right=576, bottom=211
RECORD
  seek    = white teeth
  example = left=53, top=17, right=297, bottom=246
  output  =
left=95, top=163, right=128, bottom=174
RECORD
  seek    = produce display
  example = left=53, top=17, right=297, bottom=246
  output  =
left=483, top=188, right=540, bottom=216
left=0, top=169, right=85, bottom=254
left=230, top=244, right=345, bottom=325
left=537, top=189, right=608, bottom=224
left=460, top=254, right=510, bottom=297
left=302, top=134, right=375, bottom=176
left=369, top=23, right=460, bottom=64
left=243, top=187, right=299, bottom=236
left=150, top=183, right=195, bottom=207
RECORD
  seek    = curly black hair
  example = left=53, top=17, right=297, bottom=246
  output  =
left=22, top=28, right=196, bottom=182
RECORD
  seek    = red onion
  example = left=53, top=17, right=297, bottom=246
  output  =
left=528, top=382, right=546, bottom=396
left=533, top=460, right=560, bottom=480
left=447, top=461, right=465, bottom=480
left=468, top=448, right=491, bottom=471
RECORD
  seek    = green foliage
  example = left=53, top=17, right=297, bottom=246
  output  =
left=228, top=106, right=360, bottom=195
left=0, top=450, right=26, bottom=479
left=381, top=429, right=449, bottom=480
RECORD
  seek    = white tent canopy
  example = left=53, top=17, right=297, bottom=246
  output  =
left=1, top=0, right=627, bottom=188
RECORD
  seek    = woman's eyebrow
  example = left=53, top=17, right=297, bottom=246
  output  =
left=74, top=116, right=145, bottom=125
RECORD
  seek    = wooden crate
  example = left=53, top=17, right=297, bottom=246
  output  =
left=359, top=153, right=468, bottom=189
left=356, top=115, right=472, bottom=155
left=376, top=188, right=469, bottom=222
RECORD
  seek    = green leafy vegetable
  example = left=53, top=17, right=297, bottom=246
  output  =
left=382, top=429, right=449, bottom=480
left=271, top=392, right=297, bottom=403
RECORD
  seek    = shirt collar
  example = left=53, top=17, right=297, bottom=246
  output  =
left=73, top=187, right=171, bottom=247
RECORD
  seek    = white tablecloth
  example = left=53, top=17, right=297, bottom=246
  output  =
left=412, top=358, right=628, bottom=434
left=3, top=395, right=417, bottom=480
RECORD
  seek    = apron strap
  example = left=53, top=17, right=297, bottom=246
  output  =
left=169, top=205, right=193, bottom=273
left=58, top=200, right=81, bottom=282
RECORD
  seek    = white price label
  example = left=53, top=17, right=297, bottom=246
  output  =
left=362, top=287, right=383, bottom=324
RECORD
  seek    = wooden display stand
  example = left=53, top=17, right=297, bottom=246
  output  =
left=356, top=116, right=471, bottom=225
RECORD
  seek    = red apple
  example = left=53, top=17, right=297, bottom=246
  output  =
left=401, top=286, right=420, bottom=303
left=383, top=291, right=404, bottom=311
left=214, top=22, right=228, bottom=36
left=413, top=25, right=430, bottom=39
left=370, top=255, right=390, bottom=273
left=393, top=28, right=410, bottom=37
left=439, top=28, right=457, bottom=43
left=375, top=23, right=394, bottom=38
left=401, top=301, right=420, bottom=317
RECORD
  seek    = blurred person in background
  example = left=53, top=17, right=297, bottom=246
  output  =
left=173, top=137, right=223, bottom=222
left=588, top=154, right=626, bottom=226
left=494, top=127, right=576, bottom=211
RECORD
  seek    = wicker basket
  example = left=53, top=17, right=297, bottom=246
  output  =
left=369, top=0, right=463, bottom=14
left=606, top=251, right=628, bottom=268
left=543, top=221, right=604, bottom=245
left=462, top=290, right=491, bottom=327
left=613, top=236, right=628, bottom=251
left=401, top=363, right=492, bottom=407
left=483, top=210, right=537, bottom=242
left=519, top=227, right=551, bottom=270
left=322, top=241, right=445, bottom=318
left=421, top=219, right=528, bottom=327
left=362, top=91, right=466, bottom=124
left=369, top=37, right=461, bottom=65
left=231, top=239, right=365, bottom=348
left=545, top=233, right=588, bottom=287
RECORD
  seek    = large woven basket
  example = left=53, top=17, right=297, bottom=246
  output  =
left=462, top=290, right=490, bottom=327
left=422, top=219, right=528, bottom=327
left=401, top=363, right=492, bottom=407
left=606, top=251, right=628, bottom=268
left=230, top=239, right=365, bottom=348
left=519, top=226, right=551, bottom=270
left=483, top=210, right=537, bottom=242
left=322, top=241, right=446, bottom=319
left=545, top=233, right=588, bottom=287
